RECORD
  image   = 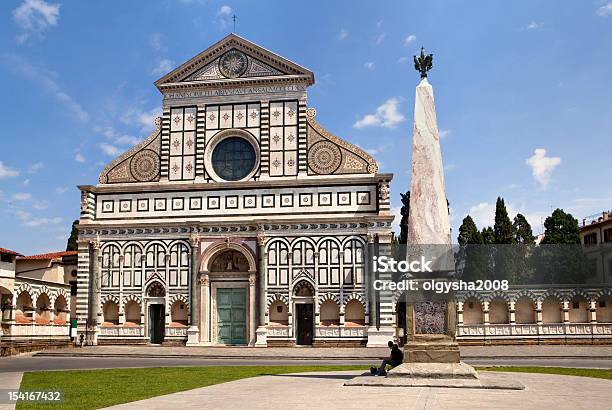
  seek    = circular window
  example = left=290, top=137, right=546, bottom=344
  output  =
left=211, top=137, right=256, bottom=181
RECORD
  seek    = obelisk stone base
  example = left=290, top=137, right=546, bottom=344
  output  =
left=387, top=362, right=477, bottom=379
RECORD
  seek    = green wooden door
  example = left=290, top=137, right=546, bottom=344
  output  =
left=217, top=288, right=247, bottom=345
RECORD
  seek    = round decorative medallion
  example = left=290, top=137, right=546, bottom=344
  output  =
left=218, top=49, right=248, bottom=78
left=308, top=141, right=342, bottom=174
left=130, top=149, right=160, bottom=182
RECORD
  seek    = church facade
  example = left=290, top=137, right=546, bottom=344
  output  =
left=76, top=35, right=395, bottom=346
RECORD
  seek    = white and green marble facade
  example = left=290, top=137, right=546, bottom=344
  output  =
left=76, top=34, right=394, bottom=347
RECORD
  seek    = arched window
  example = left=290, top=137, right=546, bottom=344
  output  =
left=542, top=297, right=562, bottom=323
left=102, top=301, right=119, bottom=325
left=462, top=298, right=484, bottom=325
left=515, top=298, right=536, bottom=324
left=597, top=296, right=612, bottom=323
left=569, top=297, right=589, bottom=323
left=169, top=242, right=190, bottom=287
left=124, top=301, right=141, bottom=326
left=268, top=300, right=288, bottom=326
left=170, top=300, right=188, bottom=326
left=54, top=295, right=68, bottom=324
left=320, top=300, right=339, bottom=326
left=35, top=293, right=51, bottom=324
left=291, top=240, right=315, bottom=279
left=318, top=239, right=340, bottom=286
left=488, top=299, right=509, bottom=324
left=145, top=243, right=166, bottom=281
left=342, top=239, right=365, bottom=285
left=267, top=240, right=289, bottom=287
left=123, top=244, right=143, bottom=288
left=15, top=291, right=33, bottom=323
left=101, top=245, right=121, bottom=288
left=345, top=299, right=365, bottom=326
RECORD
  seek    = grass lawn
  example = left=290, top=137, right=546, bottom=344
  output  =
left=476, top=366, right=612, bottom=380
left=17, top=365, right=612, bottom=409
left=17, top=365, right=366, bottom=410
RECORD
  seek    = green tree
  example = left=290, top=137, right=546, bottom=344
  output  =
left=493, top=197, right=515, bottom=244
left=456, top=216, right=490, bottom=280
left=457, top=215, right=481, bottom=245
left=534, top=209, right=587, bottom=284
left=540, top=209, right=581, bottom=245
left=66, top=220, right=79, bottom=251
left=481, top=227, right=495, bottom=244
left=512, top=213, right=536, bottom=284
left=513, top=213, right=535, bottom=244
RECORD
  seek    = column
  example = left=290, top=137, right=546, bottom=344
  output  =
left=457, top=302, right=464, bottom=325
left=255, top=233, right=268, bottom=346
left=366, top=233, right=376, bottom=327
left=200, top=274, right=210, bottom=344
left=590, top=299, right=597, bottom=323
left=367, top=232, right=395, bottom=347
left=562, top=301, right=570, bottom=323
left=536, top=300, right=543, bottom=324
left=118, top=254, right=125, bottom=325
left=249, top=272, right=256, bottom=346
left=90, top=239, right=102, bottom=345
left=509, top=301, right=516, bottom=324
left=186, top=233, right=200, bottom=346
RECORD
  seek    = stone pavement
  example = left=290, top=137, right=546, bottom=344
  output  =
left=105, top=370, right=612, bottom=409
left=0, top=372, right=23, bottom=410
left=32, top=345, right=612, bottom=359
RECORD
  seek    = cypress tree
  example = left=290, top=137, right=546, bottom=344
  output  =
left=513, top=213, right=535, bottom=244
left=399, top=191, right=410, bottom=245
left=66, top=220, right=79, bottom=251
left=493, top=197, right=515, bottom=244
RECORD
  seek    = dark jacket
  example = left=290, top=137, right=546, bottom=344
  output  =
left=390, top=345, right=404, bottom=365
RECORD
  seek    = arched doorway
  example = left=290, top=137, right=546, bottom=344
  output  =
left=293, top=280, right=315, bottom=345
left=146, top=282, right=166, bottom=344
left=205, top=248, right=253, bottom=345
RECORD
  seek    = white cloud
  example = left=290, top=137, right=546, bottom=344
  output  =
left=526, top=148, right=561, bottom=188
left=339, top=29, right=348, bottom=40
left=55, top=186, right=68, bottom=194
left=215, top=5, right=234, bottom=29
left=596, top=2, right=612, bottom=17
left=23, top=179, right=30, bottom=186
left=467, top=201, right=547, bottom=234
left=33, top=200, right=49, bottom=210
left=28, top=161, right=44, bottom=173
left=12, top=192, right=32, bottom=201
left=398, top=56, right=408, bottom=64
left=151, top=59, right=175, bottom=76
left=218, top=5, right=233, bottom=16
left=0, top=162, right=19, bottom=179
left=522, top=21, right=541, bottom=30
left=149, top=33, right=166, bottom=52
left=374, top=33, right=386, bottom=46
left=119, top=106, right=162, bottom=132
left=12, top=0, right=60, bottom=43
left=354, top=98, right=405, bottom=129
left=364, top=62, right=375, bottom=71
left=99, top=143, right=120, bottom=157
left=439, top=129, right=452, bottom=139
left=96, top=125, right=141, bottom=146
left=403, top=34, right=417, bottom=46
left=24, top=216, right=62, bottom=227
left=1, top=54, right=88, bottom=122
left=391, top=206, right=402, bottom=235
left=75, top=152, right=85, bottom=163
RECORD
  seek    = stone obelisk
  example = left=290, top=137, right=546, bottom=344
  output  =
left=389, top=47, right=471, bottom=377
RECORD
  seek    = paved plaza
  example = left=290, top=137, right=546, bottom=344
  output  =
left=105, top=370, right=612, bottom=410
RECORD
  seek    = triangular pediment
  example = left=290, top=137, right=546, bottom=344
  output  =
left=155, top=34, right=314, bottom=89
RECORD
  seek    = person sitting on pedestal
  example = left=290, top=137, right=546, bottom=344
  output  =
left=373, top=341, right=404, bottom=376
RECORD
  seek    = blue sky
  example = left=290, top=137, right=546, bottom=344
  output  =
left=1, top=0, right=611, bottom=254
